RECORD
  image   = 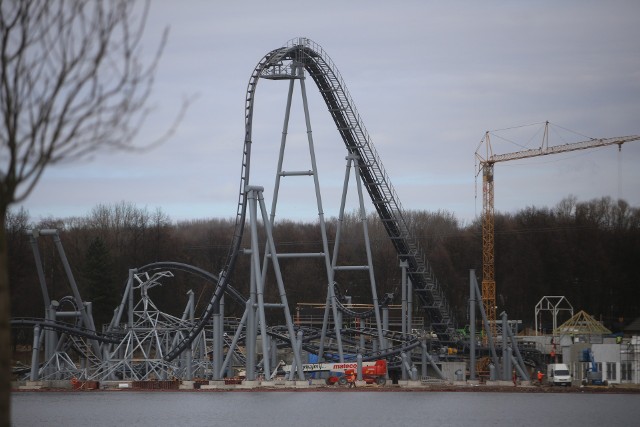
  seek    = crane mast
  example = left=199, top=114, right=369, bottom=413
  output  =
left=475, top=121, right=640, bottom=341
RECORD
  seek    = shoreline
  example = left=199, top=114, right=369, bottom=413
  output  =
left=12, top=383, right=640, bottom=394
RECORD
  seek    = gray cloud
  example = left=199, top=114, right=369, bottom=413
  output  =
left=19, top=0, right=640, bottom=224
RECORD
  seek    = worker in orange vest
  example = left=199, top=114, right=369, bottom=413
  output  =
left=537, top=370, right=544, bottom=384
left=347, top=369, right=356, bottom=388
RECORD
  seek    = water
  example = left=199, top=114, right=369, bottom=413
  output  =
left=11, top=390, right=640, bottom=427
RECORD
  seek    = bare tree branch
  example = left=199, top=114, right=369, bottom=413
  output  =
left=1, top=0, right=180, bottom=205
left=0, top=2, right=184, bottom=424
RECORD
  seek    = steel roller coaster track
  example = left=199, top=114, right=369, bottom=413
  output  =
left=163, top=37, right=458, bottom=363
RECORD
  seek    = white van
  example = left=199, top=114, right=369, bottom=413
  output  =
left=547, top=363, right=572, bottom=386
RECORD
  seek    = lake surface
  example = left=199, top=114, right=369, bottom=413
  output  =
left=11, top=390, right=640, bottom=427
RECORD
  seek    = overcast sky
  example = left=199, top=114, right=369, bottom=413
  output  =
left=18, top=0, right=640, bottom=225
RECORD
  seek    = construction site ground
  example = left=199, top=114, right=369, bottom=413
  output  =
left=12, top=381, right=640, bottom=394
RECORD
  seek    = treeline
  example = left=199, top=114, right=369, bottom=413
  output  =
left=7, top=196, right=640, bottom=339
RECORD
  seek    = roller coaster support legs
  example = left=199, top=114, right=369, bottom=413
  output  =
left=504, top=311, right=530, bottom=381
left=504, top=345, right=512, bottom=382
left=212, top=296, right=222, bottom=381
left=382, top=306, right=389, bottom=351
left=472, top=274, right=499, bottom=370
left=30, top=325, right=40, bottom=381
left=421, top=341, right=446, bottom=380
left=401, top=352, right=411, bottom=380
left=469, top=270, right=477, bottom=381
left=502, top=311, right=509, bottom=381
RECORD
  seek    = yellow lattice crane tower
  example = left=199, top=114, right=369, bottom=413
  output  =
left=475, top=121, right=640, bottom=340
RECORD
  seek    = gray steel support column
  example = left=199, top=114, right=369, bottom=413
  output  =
left=510, top=353, right=528, bottom=381
left=318, top=291, right=332, bottom=362
left=501, top=311, right=509, bottom=381
left=268, top=64, right=297, bottom=221
left=504, top=346, right=512, bottom=381
left=186, top=290, right=194, bottom=380
left=128, top=272, right=135, bottom=328
left=111, top=270, right=135, bottom=333
left=382, top=306, right=389, bottom=350
left=357, top=352, right=363, bottom=381
left=401, top=343, right=408, bottom=381
left=352, top=155, right=384, bottom=346
left=299, top=67, right=344, bottom=363
left=410, top=366, right=418, bottom=381
left=401, top=260, right=408, bottom=336
left=256, top=190, right=305, bottom=380
left=213, top=294, right=224, bottom=380
left=400, top=260, right=408, bottom=381
left=212, top=296, right=222, bottom=380
left=424, top=348, right=445, bottom=380
left=407, top=278, right=413, bottom=337
left=30, top=325, right=41, bottom=381
left=297, top=329, right=304, bottom=369
left=267, top=64, right=342, bottom=363
left=506, top=319, right=530, bottom=381
left=489, top=363, right=497, bottom=381
left=421, top=341, right=427, bottom=378
left=246, top=235, right=257, bottom=380
left=427, top=352, right=447, bottom=380
left=50, top=228, right=106, bottom=357
left=401, top=352, right=412, bottom=379
left=270, top=335, right=278, bottom=374
left=220, top=306, right=248, bottom=378
left=469, top=270, right=477, bottom=380
left=219, top=294, right=225, bottom=366
left=107, top=307, right=118, bottom=333
left=287, top=330, right=305, bottom=381
left=45, top=304, right=56, bottom=364
left=50, top=232, right=98, bottom=337
left=248, top=188, right=270, bottom=379
left=472, top=274, right=499, bottom=368
left=28, top=232, right=50, bottom=307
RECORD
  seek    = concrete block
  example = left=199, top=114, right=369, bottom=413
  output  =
left=47, top=380, right=73, bottom=389
left=293, top=381, right=310, bottom=389
left=259, top=381, right=275, bottom=387
left=18, top=381, right=43, bottom=390
left=199, top=384, right=222, bottom=390
left=239, top=380, right=260, bottom=389
left=179, top=381, right=195, bottom=390
left=398, top=380, right=422, bottom=388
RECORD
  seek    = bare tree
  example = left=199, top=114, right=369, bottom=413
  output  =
left=0, top=1, right=181, bottom=424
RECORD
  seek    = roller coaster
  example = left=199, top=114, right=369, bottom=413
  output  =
left=12, top=38, right=458, bottom=383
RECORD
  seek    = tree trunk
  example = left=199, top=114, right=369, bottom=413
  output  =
left=0, top=205, right=11, bottom=427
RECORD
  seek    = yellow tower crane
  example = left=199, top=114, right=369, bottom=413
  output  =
left=475, top=121, right=640, bottom=340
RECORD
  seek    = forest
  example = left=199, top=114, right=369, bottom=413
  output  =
left=6, top=195, right=640, bottom=344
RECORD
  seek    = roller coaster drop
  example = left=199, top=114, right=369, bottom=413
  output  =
left=13, top=38, right=458, bottom=383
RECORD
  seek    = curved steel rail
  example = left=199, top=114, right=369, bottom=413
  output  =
left=138, top=262, right=420, bottom=363
left=260, top=38, right=457, bottom=343
left=333, top=282, right=396, bottom=319
left=11, top=318, right=122, bottom=344
left=267, top=325, right=421, bottom=362
left=137, top=261, right=247, bottom=306
left=162, top=37, right=459, bottom=362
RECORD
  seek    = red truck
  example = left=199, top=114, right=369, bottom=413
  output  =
left=325, top=359, right=387, bottom=386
